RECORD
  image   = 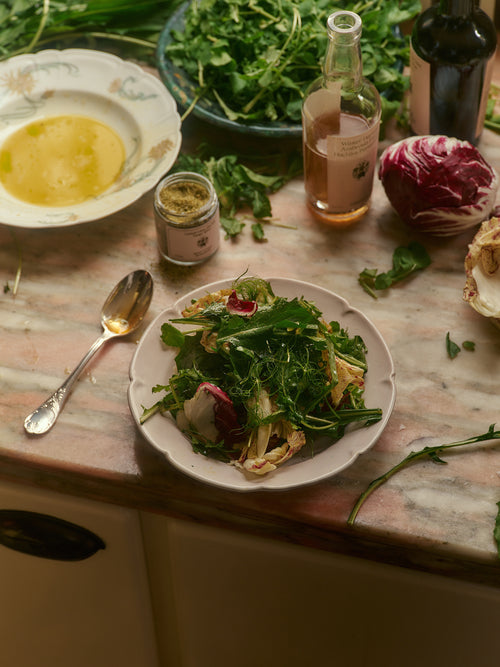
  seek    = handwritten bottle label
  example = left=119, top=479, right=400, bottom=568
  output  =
left=326, top=121, right=379, bottom=213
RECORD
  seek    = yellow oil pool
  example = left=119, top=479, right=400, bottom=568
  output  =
left=0, top=114, right=125, bottom=206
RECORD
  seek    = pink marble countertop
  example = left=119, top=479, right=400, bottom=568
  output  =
left=2, top=104, right=500, bottom=587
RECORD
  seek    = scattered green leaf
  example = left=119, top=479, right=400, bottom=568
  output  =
left=462, top=340, right=476, bottom=352
left=446, top=332, right=461, bottom=359
left=358, top=241, right=431, bottom=298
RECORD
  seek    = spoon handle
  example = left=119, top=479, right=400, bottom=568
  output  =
left=24, top=329, right=113, bottom=435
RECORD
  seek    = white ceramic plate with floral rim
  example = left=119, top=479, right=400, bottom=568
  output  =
left=0, top=48, right=181, bottom=228
left=128, top=277, right=396, bottom=492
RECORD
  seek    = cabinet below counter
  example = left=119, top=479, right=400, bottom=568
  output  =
left=1, top=477, right=499, bottom=667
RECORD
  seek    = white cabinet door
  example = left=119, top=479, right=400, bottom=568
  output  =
left=142, top=514, right=500, bottom=667
left=0, top=479, right=159, bottom=667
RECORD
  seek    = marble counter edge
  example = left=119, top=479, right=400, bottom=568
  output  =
left=0, top=448, right=499, bottom=590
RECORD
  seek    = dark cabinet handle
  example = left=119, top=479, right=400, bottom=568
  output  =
left=0, top=510, right=106, bottom=561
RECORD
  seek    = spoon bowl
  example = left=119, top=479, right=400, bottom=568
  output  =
left=24, top=269, right=154, bottom=435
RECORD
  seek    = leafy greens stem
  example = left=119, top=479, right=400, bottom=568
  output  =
left=25, top=0, right=50, bottom=54
left=242, top=7, right=301, bottom=115
left=347, top=425, right=500, bottom=526
left=248, top=0, right=279, bottom=21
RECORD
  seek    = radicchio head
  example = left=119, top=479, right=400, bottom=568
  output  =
left=379, top=135, right=499, bottom=236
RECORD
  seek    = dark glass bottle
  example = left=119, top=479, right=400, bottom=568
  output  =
left=410, top=0, right=497, bottom=145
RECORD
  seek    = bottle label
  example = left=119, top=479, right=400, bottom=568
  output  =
left=476, top=47, right=496, bottom=138
left=160, top=211, right=220, bottom=263
left=326, top=121, right=379, bottom=213
left=410, top=42, right=496, bottom=141
left=409, top=45, right=430, bottom=135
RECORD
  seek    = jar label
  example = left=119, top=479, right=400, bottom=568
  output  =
left=326, top=120, right=379, bottom=213
left=162, top=210, right=220, bottom=263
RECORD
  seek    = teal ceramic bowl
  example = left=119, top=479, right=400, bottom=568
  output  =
left=155, top=2, right=303, bottom=138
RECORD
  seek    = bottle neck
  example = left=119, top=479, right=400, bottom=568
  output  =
left=438, top=0, right=475, bottom=16
left=323, top=11, right=363, bottom=91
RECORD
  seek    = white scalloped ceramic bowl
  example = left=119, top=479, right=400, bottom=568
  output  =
left=0, top=49, right=181, bottom=228
left=128, top=277, right=396, bottom=492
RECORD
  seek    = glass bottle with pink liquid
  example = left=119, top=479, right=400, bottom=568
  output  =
left=302, top=10, right=381, bottom=225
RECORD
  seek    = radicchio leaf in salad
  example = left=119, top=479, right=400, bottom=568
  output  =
left=379, top=135, right=499, bottom=236
left=141, top=277, right=382, bottom=476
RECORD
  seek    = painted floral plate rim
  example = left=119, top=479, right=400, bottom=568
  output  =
left=0, top=48, right=181, bottom=228
left=128, top=277, right=396, bottom=492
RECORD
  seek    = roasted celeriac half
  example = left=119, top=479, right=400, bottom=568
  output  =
left=464, top=216, right=500, bottom=327
left=141, top=278, right=382, bottom=475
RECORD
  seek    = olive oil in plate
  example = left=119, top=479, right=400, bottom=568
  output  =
left=0, top=115, right=125, bottom=207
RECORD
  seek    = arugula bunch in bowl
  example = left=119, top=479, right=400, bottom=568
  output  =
left=161, top=0, right=420, bottom=127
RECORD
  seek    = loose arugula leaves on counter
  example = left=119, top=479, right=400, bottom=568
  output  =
left=165, top=0, right=420, bottom=126
left=172, top=148, right=302, bottom=240
left=446, top=334, right=476, bottom=359
left=358, top=241, right=431, bottom=298
left=446, top=332, right=461, bottom=359
left=0, top=0, right=183, bottom=62
left=347, top=424, right=500, bottom=558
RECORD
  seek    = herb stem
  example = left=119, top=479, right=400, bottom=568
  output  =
left=347, top=425, right=500, bottom=526
left=9, top=229, right=22, bottom=297
left=25, top=0, right=51, bottom=54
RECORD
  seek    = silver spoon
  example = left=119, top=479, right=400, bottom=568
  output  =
left=24, top=269, right=154, bottom=435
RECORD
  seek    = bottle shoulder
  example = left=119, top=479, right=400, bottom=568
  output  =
left=412, top=8, right=497, bottom=62
left=305, top=75, right=380, bottom=102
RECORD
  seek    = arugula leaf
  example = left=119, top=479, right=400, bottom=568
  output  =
left=446, top=332, right=461, bottom=359
left=359, top=241, right=431, bottom=298
left=446, top=335, right=476, bottom=359
left=160, top=322, right=185, bottom=348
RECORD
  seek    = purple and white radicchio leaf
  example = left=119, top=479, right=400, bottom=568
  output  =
left=379, top=135, right=499, bottom=236
left=226, top=290, right=258, bottom=316
left=177, top=382, right=243, bottom=446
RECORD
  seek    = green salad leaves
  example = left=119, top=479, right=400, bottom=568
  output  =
left=142, top=277, right=382, bottom=475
